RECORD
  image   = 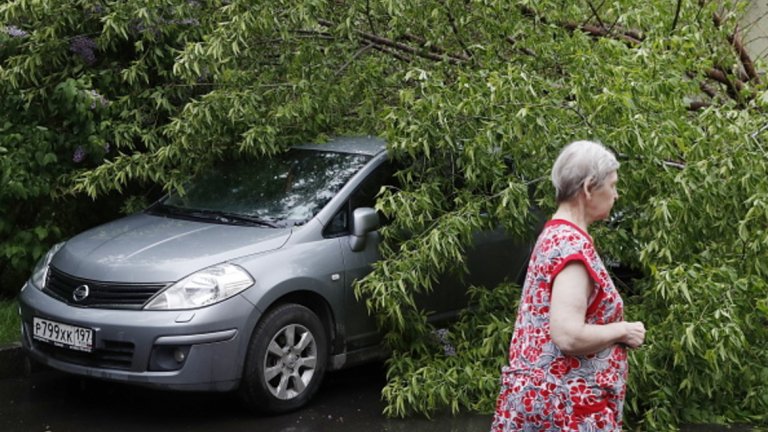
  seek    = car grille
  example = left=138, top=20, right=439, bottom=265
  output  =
left=33, top=339, right=135, bottom=370
left=44, top=267, right=168, bottom=309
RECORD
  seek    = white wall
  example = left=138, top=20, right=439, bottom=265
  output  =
left=744, top=1, right=768, bottom=60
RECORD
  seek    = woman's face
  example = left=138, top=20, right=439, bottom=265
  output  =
left=588, top=170, right=619, bottom=221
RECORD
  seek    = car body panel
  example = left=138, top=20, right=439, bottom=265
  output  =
left=339, top=230, right=381, bottom=350
left=20, top=280, right=260, bottom=390
left=53, top=213, right=291, bottom=283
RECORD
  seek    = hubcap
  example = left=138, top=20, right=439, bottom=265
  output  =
left=263, top=323, right=317, bottom=400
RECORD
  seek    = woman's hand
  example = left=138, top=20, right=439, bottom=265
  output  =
left=620, top=321, right=646, bottom=348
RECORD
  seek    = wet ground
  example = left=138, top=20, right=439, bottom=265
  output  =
left=0, top=362, right=490, bottom=432
left=0, top=361, right=757, bottom=432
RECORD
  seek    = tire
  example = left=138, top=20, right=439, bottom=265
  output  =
left=238, top=303, right=328, bottom=414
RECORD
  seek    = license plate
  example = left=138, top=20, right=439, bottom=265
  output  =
left=33, top=317, right=94, bottom=353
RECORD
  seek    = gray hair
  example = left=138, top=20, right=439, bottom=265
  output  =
left=551, top=140, right=620, bottom=203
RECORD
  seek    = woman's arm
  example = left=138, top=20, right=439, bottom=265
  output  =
left=549, top=261, right=645, bottom=356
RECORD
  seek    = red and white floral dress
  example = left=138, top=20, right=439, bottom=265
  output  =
left=491, top=219, right=627, bottom=432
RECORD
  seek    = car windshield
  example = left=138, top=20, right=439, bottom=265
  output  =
left=152, top=149, right=372, bottom=227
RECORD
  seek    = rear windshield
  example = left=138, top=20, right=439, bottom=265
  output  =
left=153, top=149, right=372, bottom=226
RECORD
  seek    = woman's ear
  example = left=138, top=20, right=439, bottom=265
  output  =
left=582, top=176, right=594, bottom=200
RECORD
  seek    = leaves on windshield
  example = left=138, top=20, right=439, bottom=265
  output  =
left=160, top=150, right=371, bottom=225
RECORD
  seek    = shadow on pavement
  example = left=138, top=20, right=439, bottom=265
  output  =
left=0, top=361, right=490, bottom=432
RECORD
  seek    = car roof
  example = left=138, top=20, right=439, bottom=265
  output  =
left=293, top=136, right=387, bottom=157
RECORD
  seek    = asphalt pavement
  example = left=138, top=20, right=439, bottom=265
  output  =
left=0, top=343, right=756, bottom=432
left=0, top=342, right=490, bottom=432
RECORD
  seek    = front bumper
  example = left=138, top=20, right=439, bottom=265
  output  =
left=19, top=281, right=261, bottom=392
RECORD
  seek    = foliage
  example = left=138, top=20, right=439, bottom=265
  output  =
left=381, top=282, right=521, bottom=417
left=3, top=0, right=768, bottom=429
left=0, top=0, right=209, bottom=296
left=0, top=298, right=20, bottom=345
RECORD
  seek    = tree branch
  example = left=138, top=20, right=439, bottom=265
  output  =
left=621, top=27, right=645, bottom=41
left=713, top=12, right=762, bottom=84
left=336, top=43, right=375, bottom=77
left=699, top=80, right=718, bottom=99
left=505, top=36, right=536, bottom=57
left=358, top=31, right=462, bottom=63
left=562, top=103, right=595, bottom=129
left=317, top=18, right=465, bottom=64
left=707, top=66, right=743, bottom=100
left=687, top=100, right=711, bottom=111
left=729, top=26, right=761, bottom=84
left=442, top=2, right=474, bottom=61
left=292, top=29, right=334, bottom=40
left=562, top=21, right=642, bottom=45
left=401, top=33, right=470, bottom=61
left=365, top=0, right=377, bottom=35
left=370, top=43, right=412, bottom=63
left=519, top=5, right=643, bottom=46
left=586, top=0, right=607, bottom=29
left=670, top=0, right=682, bottom=33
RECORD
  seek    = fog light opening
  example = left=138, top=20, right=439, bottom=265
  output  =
left=148, top=345, right=191, bottom=371
left=173, top=347, right=187, bottom=363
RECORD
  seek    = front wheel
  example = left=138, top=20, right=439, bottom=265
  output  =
left=238, top=303, right=328, bottom=414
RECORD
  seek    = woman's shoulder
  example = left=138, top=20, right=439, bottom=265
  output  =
left=531, top=219, right=594, bottom=261
left=542, top=219, right=592, bottom=244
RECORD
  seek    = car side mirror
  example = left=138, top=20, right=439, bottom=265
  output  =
left=349, top=207, right=380, bottom=251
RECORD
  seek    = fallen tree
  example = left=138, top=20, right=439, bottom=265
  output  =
left=2, top=0, right=767, bottom=428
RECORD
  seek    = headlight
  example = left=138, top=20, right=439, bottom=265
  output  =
left=29, top=242, right=65, bottom=290
left=144, top=263, right=254, bottom=310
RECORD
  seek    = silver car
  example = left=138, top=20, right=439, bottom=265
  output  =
left=18, top=136, right=532, bottom=413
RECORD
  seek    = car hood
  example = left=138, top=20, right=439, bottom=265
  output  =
left=51, top=213, right=292, bottom=283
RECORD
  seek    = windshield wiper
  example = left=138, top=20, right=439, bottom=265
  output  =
left=209, top=211, right=282, bottom=228
left=148, top=204, right=193, bottom=217
left=150, top=205, right=281, bottom=228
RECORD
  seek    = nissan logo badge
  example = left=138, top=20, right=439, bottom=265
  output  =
left=72, top=284, right=90, bottom=302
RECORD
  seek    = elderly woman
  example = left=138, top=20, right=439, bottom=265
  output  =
left=491, top=140, right=646, bottom=431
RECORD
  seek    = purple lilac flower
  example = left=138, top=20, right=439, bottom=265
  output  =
left=433, top=328, right=457, bottom=357
left=73, top=146, right=87, bottom=163
left=69, top=35, right=98, bottom=65
left=176, top=18, right=200, bottom=26
left=88, top=90, right=109, bottom=109
left=130, top=21, right=161, bottom=38
left=4, top=25, right=29, bottom=38
left=196, top=66, right=210, bottom=83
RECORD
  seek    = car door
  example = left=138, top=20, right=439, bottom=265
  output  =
left=324, top=162, right=392, bottom=350
left=414, top=221, right=533, bottom=325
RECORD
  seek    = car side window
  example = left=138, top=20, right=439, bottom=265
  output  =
left=323, top=161, right=396, bottom=238
left=325, top=207, right=349, bottom=237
